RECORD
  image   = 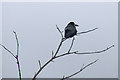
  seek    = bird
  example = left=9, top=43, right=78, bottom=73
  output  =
left=64, top=22, right=78, bottom=39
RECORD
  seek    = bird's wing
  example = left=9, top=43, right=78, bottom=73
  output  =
left=65, top=28, right=70, bottom=34
left=65, top=26, right=71, bottom=33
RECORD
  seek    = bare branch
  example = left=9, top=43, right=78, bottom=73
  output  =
left=77, top=27, right=98, bottom=35
left=68, top=37, right=75, bottom=53
left=56, top=25, right=63, bottom=38
left=13, top=31, right=21, bottom=80
left=75, top=45, right=114, bottom=54
left=55, top=45, right=114, bottom=58
left=0, top=44, right=16, bottom=58
left=54, top=26, right=64, bottom=57
left=38, top=60, right=41, bottom=69
left=54, top=38, right=63, bottom=57
left=61, top=59, right=99, bottom=80
left=0, top=31, right=22, bottom=80
left=13, top=31, right=19, bottom=56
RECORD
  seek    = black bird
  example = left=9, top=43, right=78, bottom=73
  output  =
left=64, top=22, right=78, bottom=39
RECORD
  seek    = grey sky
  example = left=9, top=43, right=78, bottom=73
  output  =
left=2, top=2, right=118, bottom=78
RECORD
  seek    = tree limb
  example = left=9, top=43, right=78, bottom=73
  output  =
left=13, top=31, right=19, bottom=56
left=55, top=45, right=114, bottom=58
left=56, top=25, right=63, bottom=39
left=61, top=59, right=99, bottom=80
left=75, top=45, right=114, bottom=54
left=0, top=44, right=16, bottom=58
left=77, top=27, right=98, bottom=35
left=54, top=25, right=64, bottom=57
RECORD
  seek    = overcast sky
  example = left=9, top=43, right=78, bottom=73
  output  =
left=2, top=2, right=118, bottom=78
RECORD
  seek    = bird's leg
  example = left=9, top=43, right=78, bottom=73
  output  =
left=73, top=37, right=75, bottom=40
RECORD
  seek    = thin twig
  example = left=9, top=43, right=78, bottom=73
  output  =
left=55, top=45, right=114, bottom=58
left=77, top=27, right=98, bottom=35
left=75, top=45, right=114, bottom=54
left=56, top=25, right=63, bottom=38
left=52, top=51, right=54, bottom=58
left=68, top=37, right=75, bottom=53
left=38, top=60, right=41, bottom=69
left=61, top=59, right=99, bottom=80
left=13, top=31, right=19, bottom=56
left=0, top=44, right=16, bottom=58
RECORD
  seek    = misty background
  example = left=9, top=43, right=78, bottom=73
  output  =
left=2, top=2, right=118, bottom=78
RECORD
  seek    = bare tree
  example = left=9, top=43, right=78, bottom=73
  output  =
left=0, top=25, right=114, bottom=80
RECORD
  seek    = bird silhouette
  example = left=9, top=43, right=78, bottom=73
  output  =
left=64, top=22, right=78, bottom=39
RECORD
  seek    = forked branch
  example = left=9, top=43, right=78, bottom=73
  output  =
left=0, top=31, right=21, bottom=80
left=32, top=26, right=64, bottom=80
left=61, top=59, right=99, bottom=80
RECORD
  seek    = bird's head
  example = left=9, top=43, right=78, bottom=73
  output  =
left=68, top=22, right=79, bottom=27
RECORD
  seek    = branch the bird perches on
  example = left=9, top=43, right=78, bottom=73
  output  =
left=32, top=25, right=114, bottom=80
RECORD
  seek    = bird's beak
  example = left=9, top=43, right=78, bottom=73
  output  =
left=75, top=24, right=79, bottom=27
